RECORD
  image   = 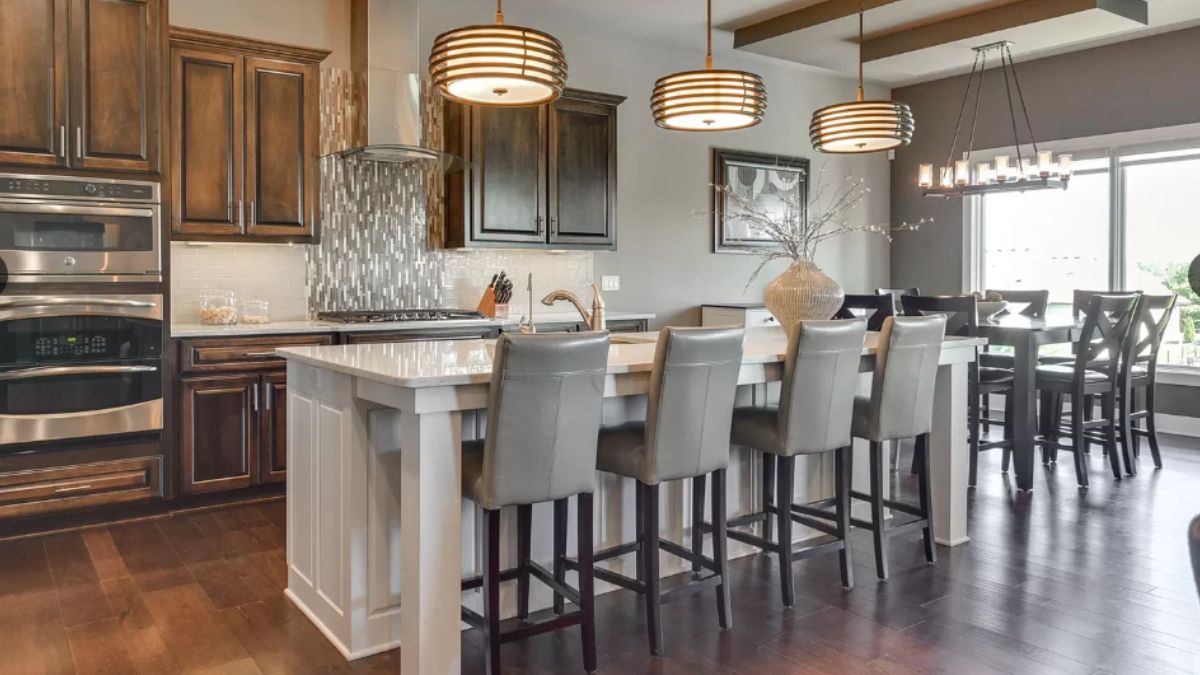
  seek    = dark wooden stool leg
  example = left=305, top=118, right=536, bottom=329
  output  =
left=577, top=493, right=597, bottom=673
left=1039, top=391, right=1054, bottom=465
left=711, top=468, right=732, bottom=630
left=1051, top=393, right=1064, bottom=463
left=869, top=441, right=889, bottom=580
left=1118, top=387, right=1136, bottom=477
left=1070, top=393, right=1089, bottom=488
left=1145, top=384, right=1164, bottom=469
left=642, top=482, right=663, bottom=656
left=1002, top=393, right=1014, bottom=472
left=834, top=446, right=854, bottom=590
left=690, top=474, right=706, bottom=576
left=634, top=483, right=645, bottom=583
left=482, top=509, right=502, bottom=675
left=761, top=453, right=776, bottom=543
left=776, top=455, right=796, bottom=606
left=553, top=498, right=568, bottom=615
left=517, top=504, right=532, bottom=620
left=1102, top=392, right=1121, bottom=479
left=916, top=433, right=936, bottom=565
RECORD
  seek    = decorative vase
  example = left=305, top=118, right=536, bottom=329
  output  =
left=763, top=260, right=844, bottom=328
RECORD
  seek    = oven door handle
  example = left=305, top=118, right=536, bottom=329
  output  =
left=0, top=365, right=158, bottom=381
left=0, top=298, right=158, bottom=309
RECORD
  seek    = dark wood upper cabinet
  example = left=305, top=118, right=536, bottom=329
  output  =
left=0, top=0, right=161, bottom=173
left=443, top=88, right=623, bottom=250
left=69, top=0, right=161, bottom=173
left=169, top=28, right=326, bottom=242
left=548, top=92, right=620, bottom=247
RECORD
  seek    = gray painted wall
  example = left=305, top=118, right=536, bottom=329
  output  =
left=890, top=25, right=1200, bottom=295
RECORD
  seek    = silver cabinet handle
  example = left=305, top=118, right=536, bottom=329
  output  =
left=252, top=382, right=260, bottom=412
left=75, top=127, right=82, bottom=159
left=0, top=298, right=156, bottom=309
left=535, top=216, right=544, bottom=233
left=59, top=126, right=66, bottom=158
left=54, top=483, right=95, bottom=494
left=0, top=365, right=157, bottom=382
left=237, top=200, right=245, bottom=230
left=264, top=385, right=272, bottom=411
left=242, top=350, right=279, bottom=358
left=249, top=200, right=256, bottom=227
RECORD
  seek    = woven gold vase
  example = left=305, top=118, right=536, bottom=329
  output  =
left=763, top=260, right=844, bottom=329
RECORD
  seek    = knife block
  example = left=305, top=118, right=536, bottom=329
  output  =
left=476, top=287, right=497, bottom=317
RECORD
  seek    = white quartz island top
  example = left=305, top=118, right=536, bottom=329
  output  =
left=170, top=310, right=654, bottom=338
left=276, top=327, right=986, bottom=388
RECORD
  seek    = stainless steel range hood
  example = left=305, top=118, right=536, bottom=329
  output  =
left=333, top=0, right=464, bottom=171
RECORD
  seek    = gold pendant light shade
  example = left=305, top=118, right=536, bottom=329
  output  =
left=430, top=3, right=567, bottom=107
left=809, top=99, right=914, bottom=153
left=652, top=69, right=767, bottom=131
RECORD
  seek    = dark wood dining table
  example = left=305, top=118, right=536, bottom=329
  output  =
left=977, top=312, right=1083, bottom=491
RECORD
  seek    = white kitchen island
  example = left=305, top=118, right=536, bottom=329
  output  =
left=277, top=328, right=982, bottom=674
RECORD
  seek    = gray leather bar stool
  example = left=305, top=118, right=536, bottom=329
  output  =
left=851, top=315, right=946, bottom=580
left=727, top=319, right=868, bottom=605
left=582, top=326, right=744, bottom=657
left=459, top=332, right=611, bottom=675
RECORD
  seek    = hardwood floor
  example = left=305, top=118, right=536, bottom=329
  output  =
left=3, top=436, right=1200, bottom=674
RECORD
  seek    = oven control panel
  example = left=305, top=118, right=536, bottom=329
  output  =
left=33, top=334, right=110, bottom=358
left=0, top=174, right=158, bottom=203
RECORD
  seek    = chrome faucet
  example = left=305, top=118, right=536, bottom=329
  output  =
left=541, top=283, right=606, bottom=331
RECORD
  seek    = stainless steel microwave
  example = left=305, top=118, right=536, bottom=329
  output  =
left=0, top=173, right=162, bottom=283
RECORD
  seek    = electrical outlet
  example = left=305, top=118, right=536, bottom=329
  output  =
left=601, top=275, right=620, bottom=292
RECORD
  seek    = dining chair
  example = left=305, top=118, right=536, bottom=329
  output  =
left=850, top=315, right=945, bottom=580
left=459, top=332, right=611, bottom=674
left=1118, top=294, right=1178, bottom=472
left=979, top=289, right=1050, bottom=431
left=901, top=294, right=1015, bottom=486
left=728, top=319, right=867, bottom=604
left=1036, top=293, right=1141, bottom=487
left=590, top=326, right=744, bottom=656
left=876, top=287, right=920, bottom=315
left=834, top=293, right=894, bottom=331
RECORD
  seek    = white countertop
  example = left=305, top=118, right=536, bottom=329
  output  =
left=171, top=311, right=655, bottom=338
left=278, top=327, right=985, bottom=389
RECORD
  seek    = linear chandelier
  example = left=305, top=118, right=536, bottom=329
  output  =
left=920, top=41, right=1071, bottom=198
left=809, top=4, right=913, bottom=153
left=651, top=0, right=767, bottom=131
left=430, top=0, right=567, bottom=107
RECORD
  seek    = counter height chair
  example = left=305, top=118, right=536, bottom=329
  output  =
left=1118, top=294, right=1178, bottom=472
left=459, top=332, right=611, bottom=674
left=1035, top=293, right=1141, bottom=487
left=901, top=295, right=1015, bottom=486
left=876, top=287, right=920, bottom=315
left=727, top=319, right=867, bottom=605
left=851, top=315, right=946, bottom=580
left=979, top=289, right=1049, bottom=433
left=834, top=294, right=894, bottom=331
left=584, top=326, right=744, bottom=657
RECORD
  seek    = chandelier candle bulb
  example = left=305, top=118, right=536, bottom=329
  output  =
left=940, top=166, right=954, bottom=188
left=1059, top=154, right=1073, bottom=180
left=976, top=162, right=992, bottom=186
left=1038, top=150, right=1054, bottom=177
left=1022, top=158, right=1036, bottom=180
left=918, top=164, right=934, bottom=189
left=995, top=155, right=1010, bottom=182
left=955, top=160, right=970, bottom=186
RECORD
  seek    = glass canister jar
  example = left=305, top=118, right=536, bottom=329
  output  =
left=198, top=290, right=239, bottom=325
left=240, top=299, right=271, bottom=325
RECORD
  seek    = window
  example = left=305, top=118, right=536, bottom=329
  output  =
left=976, top=144, right=1200, bottom=368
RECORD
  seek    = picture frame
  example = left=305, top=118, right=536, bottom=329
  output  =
left=711, top=148, right=810, bottom=254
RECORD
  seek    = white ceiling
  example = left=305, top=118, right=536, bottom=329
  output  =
left=494, top=0, right=1200, bottom=86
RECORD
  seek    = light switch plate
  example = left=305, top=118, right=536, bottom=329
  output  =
left=601, top=275, right=620, bottom=291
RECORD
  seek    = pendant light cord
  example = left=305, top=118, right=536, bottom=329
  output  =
left=857, top=2, right=865, bottom=101
left=495, top=0, right=503, bottom=25
left=1000, top=46, right=1024, bottom=168
left=965, top=50, right=988, bottom=166
left=705, top=0, right=713, bottom=69
left=945, top=51, right=982, bottom=169
left=1004, top=45, right=1039, bottom=155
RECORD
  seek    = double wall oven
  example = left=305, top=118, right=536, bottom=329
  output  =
left=0, top=173, right=164, bottom=448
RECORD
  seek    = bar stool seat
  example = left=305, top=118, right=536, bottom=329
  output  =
left=728, top=406, right=784, bottom=453
left=979, top=366, right=1015, bottom=384
left=596, top=422, right=651, bottom=481
left=461, top=439, right=486, bottom=503
left=1037, top=364, right=1109, bottom=384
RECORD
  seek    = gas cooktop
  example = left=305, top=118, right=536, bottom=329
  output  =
left=317, top=309, right=487, bottom=324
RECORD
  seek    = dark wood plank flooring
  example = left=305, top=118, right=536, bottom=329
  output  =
left=3, top=436, right=1200, bottom=674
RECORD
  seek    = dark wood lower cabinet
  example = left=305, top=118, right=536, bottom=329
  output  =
left=260, top=370, right=288, bottom=484
left=180, top=372, right=257, bottom=494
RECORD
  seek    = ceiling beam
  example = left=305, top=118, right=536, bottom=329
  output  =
left=861, top=0, right=1148, bottom=62
left=733, top=0, right=902, bottom=49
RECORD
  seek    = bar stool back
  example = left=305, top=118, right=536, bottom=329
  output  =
left=835, top=293, right=894, bottom=331
left=1118, top=294, right=1178, bottom=470
left=459, top=332, right=611, bottom=674
left=985, top=289, right=1050, bottom=318
left=591, top=326, right=744, bottom=657
left=728, top=319, right=867, bottom=605
left=851, top=315, right=946, bottom=579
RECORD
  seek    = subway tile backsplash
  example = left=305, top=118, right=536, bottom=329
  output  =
left=170, top=242, right=310, bottom=324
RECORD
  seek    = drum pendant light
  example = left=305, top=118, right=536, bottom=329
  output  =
left=651, top=0, right=767, bottom=131
left=809, top=5, right=913, bottom=153
left=430, top=0, right=567, bottom=106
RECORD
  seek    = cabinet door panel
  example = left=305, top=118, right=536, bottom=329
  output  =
left=181, top=374, right=257, bottom=494
left=171, top=47, right=242, bottom=235
left=69, top=0, right=160, bottom=172
left=0, top=0, right=68, bottom=167
left=245, top=57, right=317, bottom=240
left=259, top=371, right=287, bottom=484
left=472, top=105, right=546, bottom=243
left=549, top=97, right=616, bottom=247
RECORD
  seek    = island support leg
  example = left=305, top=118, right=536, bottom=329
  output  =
left=400, top=409, right=464, bottom=675
left=931, top=361, right=970, bottom=546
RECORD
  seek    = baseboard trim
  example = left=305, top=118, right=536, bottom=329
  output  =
left=1156, top=414, right=1200, bottom=438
